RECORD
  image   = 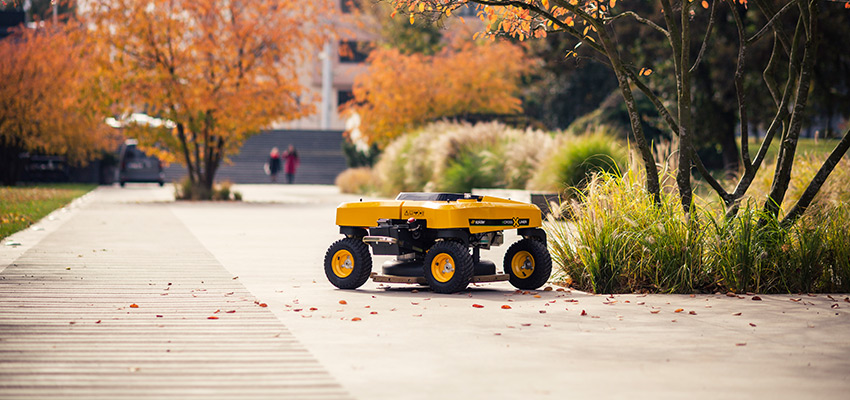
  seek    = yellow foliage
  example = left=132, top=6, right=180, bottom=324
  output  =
left=0, top=24, right=113, bottom=165
left=86, top=0, right=325, bottom=184
left=346, top=40, right=532, bottom=145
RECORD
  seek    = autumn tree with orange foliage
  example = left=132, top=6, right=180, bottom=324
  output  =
left=347, top=40, right=531, bottom=145
left=392, top=0, right=850, bottom=227
left=0, top=23, right=112, bottom=186
left=86, top=0, right=327, bottom=197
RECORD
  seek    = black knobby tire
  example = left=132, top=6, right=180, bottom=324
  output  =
left=504, top=238, right=552, bottom=290
left=324, top=237, right=372, bottom=290
left=423, top=241, right=474, bottom=294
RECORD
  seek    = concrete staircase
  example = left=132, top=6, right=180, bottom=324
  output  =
left=163, top=130, right=348, bottom=184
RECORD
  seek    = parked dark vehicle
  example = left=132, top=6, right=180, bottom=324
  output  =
left=117, top=139, right=164, bottom=187
left=22, top=155, right=70, bottom=182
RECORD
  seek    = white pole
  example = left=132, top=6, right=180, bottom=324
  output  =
left=320, top=42, right=333, bottom=130
left=23, top=0, right=32, bottom=24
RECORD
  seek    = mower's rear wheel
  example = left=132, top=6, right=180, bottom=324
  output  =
left=423, top=241, right=473, bottom=294
left=504, top=238, right=551, bottom=290
left=324, top=238, right=372, bottom=289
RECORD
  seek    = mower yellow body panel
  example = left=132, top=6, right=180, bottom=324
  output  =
left=336, top=195, right=542, bottom=234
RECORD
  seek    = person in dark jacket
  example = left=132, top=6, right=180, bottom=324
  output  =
left=283, top=144, right=299, bottom=184
left=268, top=147, right=282, bottom=183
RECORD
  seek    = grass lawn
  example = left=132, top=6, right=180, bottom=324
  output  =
left=748, top=137, right=844, bottom=161
left=0, top=184, right=96, bottom=240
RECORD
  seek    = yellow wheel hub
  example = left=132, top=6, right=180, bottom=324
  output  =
left=511, top=251, right=535, bottom=279
left=431, top=253, right=456, bottom=283
left=332, top=249, right=354, bottom=278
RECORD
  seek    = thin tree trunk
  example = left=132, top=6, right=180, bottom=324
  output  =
left=597, top=28, right=661, bottom=204
left=781, top=128, right=850, bottom=227
left=763, top=0, right=818, bottom=219
left=175, top=122, right=196, bottom=183
left=676, top=1, right=694, bottom=213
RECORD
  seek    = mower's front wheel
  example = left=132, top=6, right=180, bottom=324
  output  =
left=504, top=238, right=551, bottom=290
left=324, top=238, right=372, bottom=289
left=423, top=241, right=473, bottom=294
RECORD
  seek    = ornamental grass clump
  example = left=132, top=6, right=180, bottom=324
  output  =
left=549, top=163, right=709, bottom=294
left=529, top=126, right=627, bottom=193
left=335, top=167, right=377, bottom=195
left=372, top=121, right=551, bottom=195
left=548, top=151, right=850, bottom=294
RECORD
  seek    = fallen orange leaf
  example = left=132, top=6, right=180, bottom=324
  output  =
left=674, top=308, right=684, bottom=313
left=129, top=304, right=139, bottom=308
left=351, top=317, right=362, bottom=321
left=501, top=305, right=512, bottom=309
left=309, top=307, right=318, bottom=311
left=472, top=304, right=484, bottom=308
left=339, top=300, right=348, bottom=305
left=533, top=295, right=542, bottom=298
left=208, top=316, right=219, bottom=320
left=370, top=311, right=378, bottom=315
left=258, top=303, right=268, bottom=307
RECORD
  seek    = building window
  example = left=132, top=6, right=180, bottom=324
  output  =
left=338, top=90, right=355, bottom=108
left=339, top=40, right=371, bottom=64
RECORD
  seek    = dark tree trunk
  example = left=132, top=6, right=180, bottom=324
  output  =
left=719, top=131, right=741, bottom=172
left=0, top=136, right=25, bottom=186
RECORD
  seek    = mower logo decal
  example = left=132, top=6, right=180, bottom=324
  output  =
left=469, top=218, right=529, bottom=227
left=403, top=209, right=424, bottom=217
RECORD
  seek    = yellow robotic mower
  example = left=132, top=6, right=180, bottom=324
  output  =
left=324, top=193, right=551, bottom=294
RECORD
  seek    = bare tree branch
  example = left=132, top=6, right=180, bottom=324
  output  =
left=606, top=11, right=669, bottom=39
left=690, top=0, right=718, bottom=74
left=748, top=0, right=797, bottom=44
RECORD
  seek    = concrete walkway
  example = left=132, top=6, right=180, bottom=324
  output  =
left=2, top=184, right=849, bottom=399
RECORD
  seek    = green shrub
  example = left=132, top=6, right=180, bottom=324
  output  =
left=529, top=126, right=627, bottom=193
left=441, top=151, right=500, bottom=193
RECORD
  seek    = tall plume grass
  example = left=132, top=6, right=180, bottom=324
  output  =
left=549, top=151, right=850, bottom=294
left=372, top=121, right=552, bottom=195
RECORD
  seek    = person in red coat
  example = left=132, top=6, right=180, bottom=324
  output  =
left=282, top=144, right=299, bottom=184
